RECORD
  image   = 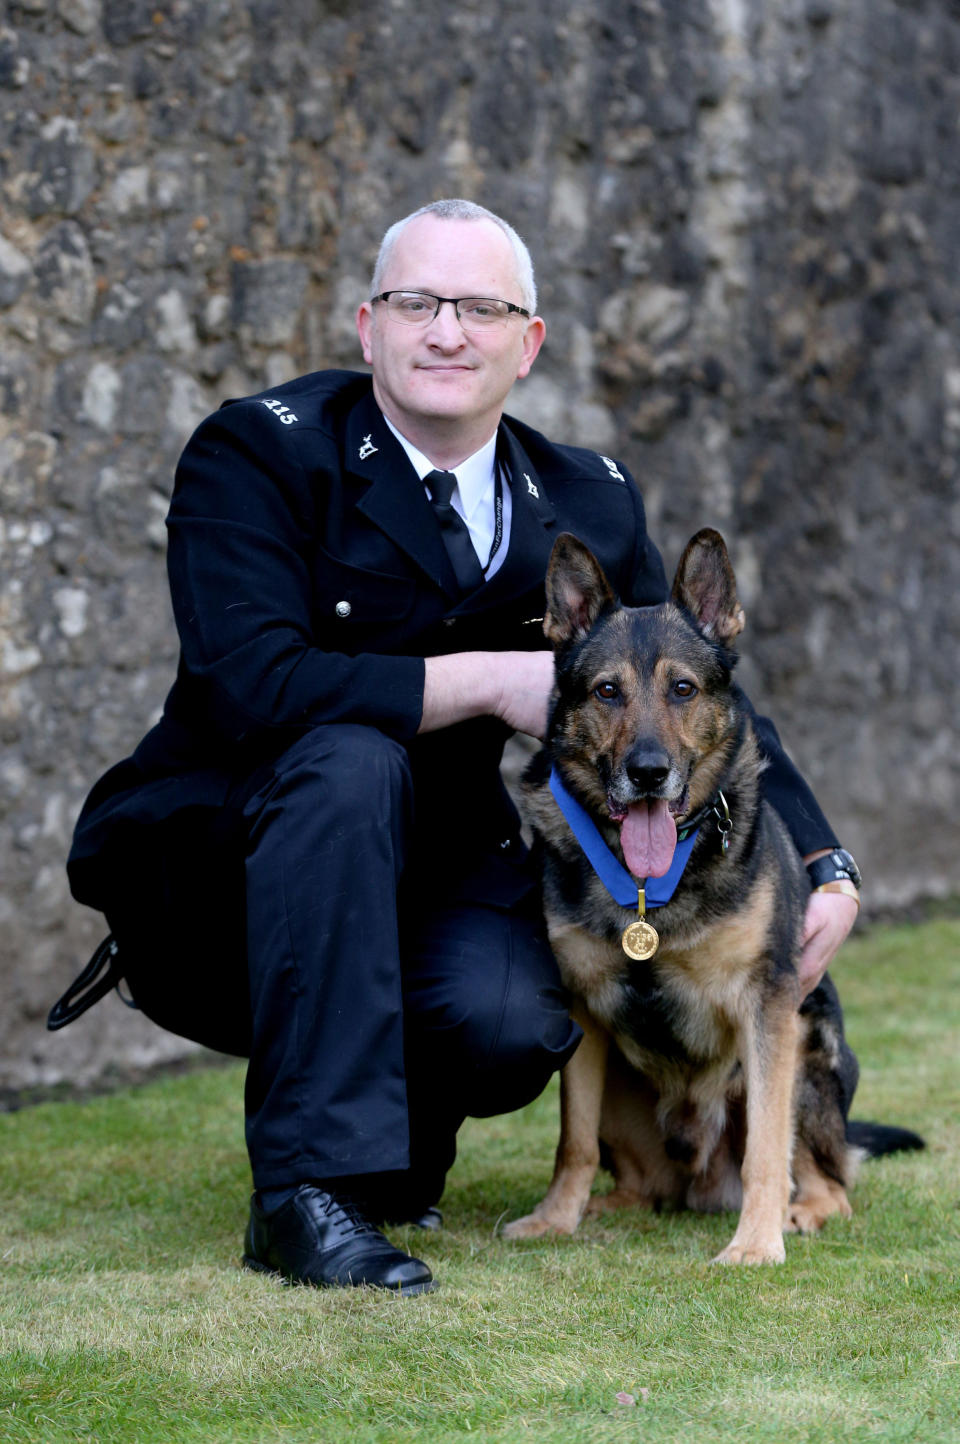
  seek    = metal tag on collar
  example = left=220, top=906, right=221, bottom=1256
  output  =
left=622, top=880, right=660, bottom=960
left=715, top=790, right=732, bottom=855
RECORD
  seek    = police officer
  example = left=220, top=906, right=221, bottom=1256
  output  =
left=67, top=200, right=858, bottom=1294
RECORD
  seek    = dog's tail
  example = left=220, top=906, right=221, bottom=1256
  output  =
left=846, top=1119, right=925, bottom=1157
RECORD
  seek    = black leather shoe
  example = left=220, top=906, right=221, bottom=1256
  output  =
left=375, top=1202, right=443, bottom=1230
left=410, top=1206, right=443, bottom=1231
left=243, top=1185, right=436, bottom=1294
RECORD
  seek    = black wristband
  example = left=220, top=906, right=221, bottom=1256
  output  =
left=806, top=848, right=861, bottom=891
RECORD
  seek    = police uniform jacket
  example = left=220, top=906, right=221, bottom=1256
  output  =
left=67, top=369, right=836, bottom=918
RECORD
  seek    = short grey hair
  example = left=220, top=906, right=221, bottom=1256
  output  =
left=370, top=198, right=538, bottom=313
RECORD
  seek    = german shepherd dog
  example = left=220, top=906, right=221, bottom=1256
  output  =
left=504, top=529, right=922, bottom=1264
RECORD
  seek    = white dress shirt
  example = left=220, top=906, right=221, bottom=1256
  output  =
left=383, top=417, right=513, bottom=581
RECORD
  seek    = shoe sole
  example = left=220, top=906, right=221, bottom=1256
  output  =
left=242, top=1254, right=437, bottom=1295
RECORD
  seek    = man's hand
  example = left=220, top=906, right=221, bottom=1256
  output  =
left=419, top=650, right=555, bottom=739
left=798, top=888, right=859, bottom=998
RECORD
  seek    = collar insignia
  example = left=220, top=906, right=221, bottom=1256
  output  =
left=358, top=435, right=378, bottom=460
left=524, top=473, right=539, bottom=498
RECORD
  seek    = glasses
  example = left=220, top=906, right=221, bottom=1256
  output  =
left=371, top=291, right=530, bottom=332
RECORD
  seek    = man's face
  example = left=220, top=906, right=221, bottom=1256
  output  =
left=356, top=215, right=545, bottom=447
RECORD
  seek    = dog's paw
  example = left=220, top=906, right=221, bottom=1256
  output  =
left=785, top=1192, right=853, bottom=1235
left=502, top=1210, right=580, bottom=1240
left=501, top=1213, right=556, bottom=1240
left=712, top=1235, right=786, bottom=1266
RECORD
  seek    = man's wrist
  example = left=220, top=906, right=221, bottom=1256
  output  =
left=809, top=877, right=861, bottom=911
left=420, top=652, right=502, bottom=733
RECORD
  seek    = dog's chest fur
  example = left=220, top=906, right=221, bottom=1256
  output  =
left=546, top=871, right=775, bottom=1091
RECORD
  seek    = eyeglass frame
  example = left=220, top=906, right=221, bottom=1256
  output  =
left=371, top=290, right=531, bottom=327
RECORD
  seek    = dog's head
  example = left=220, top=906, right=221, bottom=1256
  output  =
left=543, top=529, right=745, bottom=879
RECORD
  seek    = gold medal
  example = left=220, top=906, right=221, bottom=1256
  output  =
left=622, top=880, right=660, bottom=960
left=622, top=918, right=660, bottom=960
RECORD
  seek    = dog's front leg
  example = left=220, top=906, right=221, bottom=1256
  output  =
left=503, top=1006, right=609, bottom=1239
left=713, top=992, right=800, bottom=1266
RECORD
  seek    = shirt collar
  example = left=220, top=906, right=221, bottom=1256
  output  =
left=382, top=416, right=499, bottom=523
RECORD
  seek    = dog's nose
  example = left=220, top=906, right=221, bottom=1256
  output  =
left=624, top=745, right=671, bottom=793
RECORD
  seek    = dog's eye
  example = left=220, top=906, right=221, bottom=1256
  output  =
left=673, top=679, right=698, bottom=699
left=594, top=681, right=620, bottom=701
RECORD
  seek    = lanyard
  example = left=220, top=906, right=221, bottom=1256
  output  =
left=484, top=466, right=504, bottom=574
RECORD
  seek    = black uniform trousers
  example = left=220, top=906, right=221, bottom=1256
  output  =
left=245, top=723, right=580, bottom=1212
left=108, top=722, right=581, bottom=1216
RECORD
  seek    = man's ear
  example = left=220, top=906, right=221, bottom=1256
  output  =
left=516, top=316, right=546, bottom=379
left=671, top=528, right=745, bottom=645
left=544, top=533, right=616, bottom=647
left=356, top=300, right=374, bottom=364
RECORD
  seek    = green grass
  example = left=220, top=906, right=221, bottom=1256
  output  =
left=2, top=918, right=959, bottom=1442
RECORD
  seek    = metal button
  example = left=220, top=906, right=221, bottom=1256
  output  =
left=335, top=600, right=352, bottom=618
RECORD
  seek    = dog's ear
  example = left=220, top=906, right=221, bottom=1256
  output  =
left=671, top=528, right=745, bottom=644
left=544, top=533, right=616, bottom=647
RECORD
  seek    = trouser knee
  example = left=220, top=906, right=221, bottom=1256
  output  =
left=403, top=904, right=582, bottom=1120
left=463, top=961, right=581, bottom=1118
left=249, top=723, right=413, bottom=833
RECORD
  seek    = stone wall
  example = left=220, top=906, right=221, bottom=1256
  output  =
left=2, top=0, right=958, bottom=1090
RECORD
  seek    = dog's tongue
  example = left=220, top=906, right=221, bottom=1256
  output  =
left=620, top=799, right=677, bottom=879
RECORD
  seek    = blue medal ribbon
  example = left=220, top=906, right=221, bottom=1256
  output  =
left=548, top=766, right=699, bottom=908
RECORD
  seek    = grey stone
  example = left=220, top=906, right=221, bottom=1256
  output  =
left=0, top=234, right=32, bottom=307
left=93, top=281, right=146, bottom=350
left=154, top=289, right=198, bottom=356
left=108, top=164, right=151, bottom=218
left=294, top=75, right=336, bottom=146
left=33, top=222, right=95, bottom=327
left=231, top=257, right=309, bottom=347
left=80, top=361, right=122, bottom=430
left=0, top=432, right=58, bottom=514
left=599, top=283, right=693, bottom=348
left=58, top=0, right=102, bottom=36
left=0, top=346, right=41, bottom=427
left=25, top=117, right=98, bottom=218
left=0, top=27, right=30, bottom=88
left=115, top=357, right=173, bottom=437
left=101, top=0, right=156, bottom=46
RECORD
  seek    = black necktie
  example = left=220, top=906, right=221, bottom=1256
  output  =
left=425, top=469, right=486, bottom=593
